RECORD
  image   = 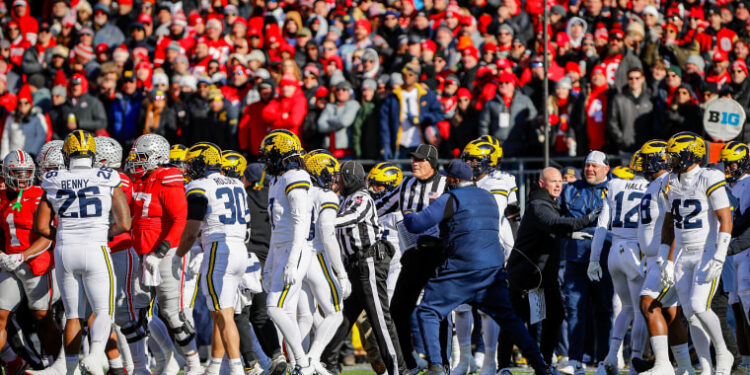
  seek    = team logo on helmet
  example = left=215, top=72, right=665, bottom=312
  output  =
left=610, top=165, right=634, bottom=180
left=461, top=139, right=499, bottom=177
left=94, top=136, right=123, bottom=169
left=259, top=130, right=304, bottom=175
left=629, top=150, right=644, bottom=174
left=221, top=150, right=248, bottom=178
left=367, top=162, right=403, bottom=199
left=129, top=134, right=170, bottom=178
left=186, top=142, right=222, bottom=180
left=62, top=130, right=96, bottom=163
left=719, top=141, right=750, bottom=183
left=476, top=135, right=503, bottom=168
left=666, top=132, right=706, bottom=173
left=639, top=139, right=669, bottom=179
left=304, top=150, right=340, bottom=190
left=3, top=150, right=35, bottom=191
left=169, top=144, right=188, bottom=167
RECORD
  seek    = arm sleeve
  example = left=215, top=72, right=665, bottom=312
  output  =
left=707, top=181, right=730, bottom=211
left=186, top=193, right=208, bottom=220
left=161, top=184, right=188, bottom=248
left=403, top=194, right=450, bottom=233
left=335, top=196, right=372, bottom=228
left=589, top=196, right=611, bottom=262
left=286, top=187, right=311, bottom=264
left=318, top=207, right=346, bottom=276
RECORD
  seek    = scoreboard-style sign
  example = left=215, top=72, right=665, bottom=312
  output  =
left=704, top=98, right=746, bottom=142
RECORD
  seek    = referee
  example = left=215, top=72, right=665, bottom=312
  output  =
left=325, top=161, right=408, bottom=375
left=377, top=144, right=448, bottom=370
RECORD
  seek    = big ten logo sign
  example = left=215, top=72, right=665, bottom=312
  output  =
left=707, top=110, right=742, bottom=126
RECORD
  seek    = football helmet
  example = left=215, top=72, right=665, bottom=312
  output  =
left=461, top=139, right=499, bottom=177
left=629, top=150, right=644, bottom=174
left=221, top=150, right=248, bottom=178
left=476, top=135, right=503, bottom=168
left=719, top=141, right=750, bottom=183
left=666, top=132, right=706, bottom=173
left=3, top=151, right=35, bottom=191
left=94, top=136, right=123, bottom=169
left=129, top=134, right=170, bottom=178
left=367, top=162, right=403, bottom=199
left=185, top=142, right=222, bottom=180
left=304, top=149, right=340, bottom=190
left=611, top=165, right=634, bottom=180
left=39, top=145, right=66, bottom=173
left=169, top=144, right=188, bottom=169
left=259, top=129, right=304, bottom=175
left=639, top=139, right=669, bottom=178
left=62, top=130, right=97, bottom=165
left=36, top=140, right=63, bottom=166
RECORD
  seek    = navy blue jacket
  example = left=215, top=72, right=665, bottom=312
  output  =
left=559, top=178, right=609, bottom=262
left=379, top=83, right=444, bottom=159
left=404, top=185, right=504, bottom=273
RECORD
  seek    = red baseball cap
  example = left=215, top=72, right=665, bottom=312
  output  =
left=138, top=13, right=152, bottom=24
left=95, top=43, right=108, bottom=54
left=713, top=50, right=728, bottom=62
left=733, top=60, right=748, bottom=75
left=499, top=71, right=516, bottom=84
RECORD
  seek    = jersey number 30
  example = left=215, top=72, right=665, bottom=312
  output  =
left=217, top=187, right=248, bottom=225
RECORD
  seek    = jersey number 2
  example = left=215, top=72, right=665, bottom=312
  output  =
left=217, top=187, right=248, bottom=225
left=613, top=191, right=642, bottom=228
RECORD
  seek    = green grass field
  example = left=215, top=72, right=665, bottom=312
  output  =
left=339, top=366, right=635, bottom=375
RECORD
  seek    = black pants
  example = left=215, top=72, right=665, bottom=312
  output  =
left=498, top=278, right=564, bottom=367
left=235, top=290, right=282, bottom=366
left=323, top=254, right=407, bottom=375
left=390, top=244, right=445, bottom=369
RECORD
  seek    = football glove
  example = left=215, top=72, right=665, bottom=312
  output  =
left=587, top=261, right=602, bottom=282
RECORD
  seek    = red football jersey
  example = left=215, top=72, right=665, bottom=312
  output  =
left=0, top=186, right=53, bottom=275
left=109, top=172, right=133, bottom=253
left=131, top=167, right=187, bottom=255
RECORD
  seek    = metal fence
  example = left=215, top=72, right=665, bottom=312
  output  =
left=359, top=155, right=633, bottom=214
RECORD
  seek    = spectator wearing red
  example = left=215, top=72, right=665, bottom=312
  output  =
left=10, top=0, right=37, bottom=45
left=7, top=20, right=30, bottom=68
left=460, top=46, right=480, bottom=90
left=204, top=18, right=232, bottom=63
left=478, top=71, right=538, bottom=156
left=154, top=11, right=196, bottom=67
left=705, top=6, right=738, bottom=55
left=581, top=65, right=609, bottom=151
left=239, top=78, right=275, bottom=155
left=262, top=74, right=307, bottom=137
left=599, top=28, right=642, bottom=92
left=222, top=64, right=251, bottom=107
left=707, top=50, right=731, bottom=88
left=340, top=19, right=375, bottom=71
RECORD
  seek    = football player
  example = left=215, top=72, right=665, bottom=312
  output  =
left=660, top=132, right=734, bottom=375
left=176, top=143, right=249, bottom=375
left=637, top=140, right=693, bottom=375
left=588, top=152, right=648, bottom=375
left=35, top=130, right=131, bottom=375
left=303, top=150, right=349, bottom=368
left=129, top=134, right=202, bottom=375
left=718, top=142, right=750, bottom=369
left=94, top=136, right=151, bottom=375
left=367, top=162, right=404, bottom=298
left=260, top=130, right=315, bottom=374
left=0, top=151, right=61, bottom=373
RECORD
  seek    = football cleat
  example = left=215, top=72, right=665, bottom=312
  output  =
left=3, top=150, right=35, bottom=191
left=221, top=150, right=248, bottom=178
left=718, top=141, right=750, bottom=182
left=304, top=149, right=340, bottom=190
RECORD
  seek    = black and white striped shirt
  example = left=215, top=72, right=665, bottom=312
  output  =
left=377, top=172, right=447, bottom=239
left=335, top=189, right=382, bottom=256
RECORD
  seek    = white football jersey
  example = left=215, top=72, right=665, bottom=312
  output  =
left=490, top=170, right=518, bottom=205
left=42, top=166, right=121, bottom=243
left=310, top=185, right=340, bottom=252
left=637, top=173, right=670, bottom=257
left=599, top=176, right=649, bottom=241
left=379, top=210, right=404, bottom=254
left=477, top=173, right=516, bottom=248
left=268, top=169, right=313, bottom=248
left=185, top=172, right=249, bottom=246
left=666, top=167, right=730, bottom=247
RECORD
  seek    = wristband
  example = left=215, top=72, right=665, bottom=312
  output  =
left=714, top=232, right=731, bottom=261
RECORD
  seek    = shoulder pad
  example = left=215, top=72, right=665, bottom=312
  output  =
left=158, top=167, right=186, bottom=186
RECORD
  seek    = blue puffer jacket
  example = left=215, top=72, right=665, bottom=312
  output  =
left=559, top=178, right=609, bottom=263
left=378, top=83, right=444, bottom=159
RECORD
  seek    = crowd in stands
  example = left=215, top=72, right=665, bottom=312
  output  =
left=2, top=0, right=750, bottom=162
